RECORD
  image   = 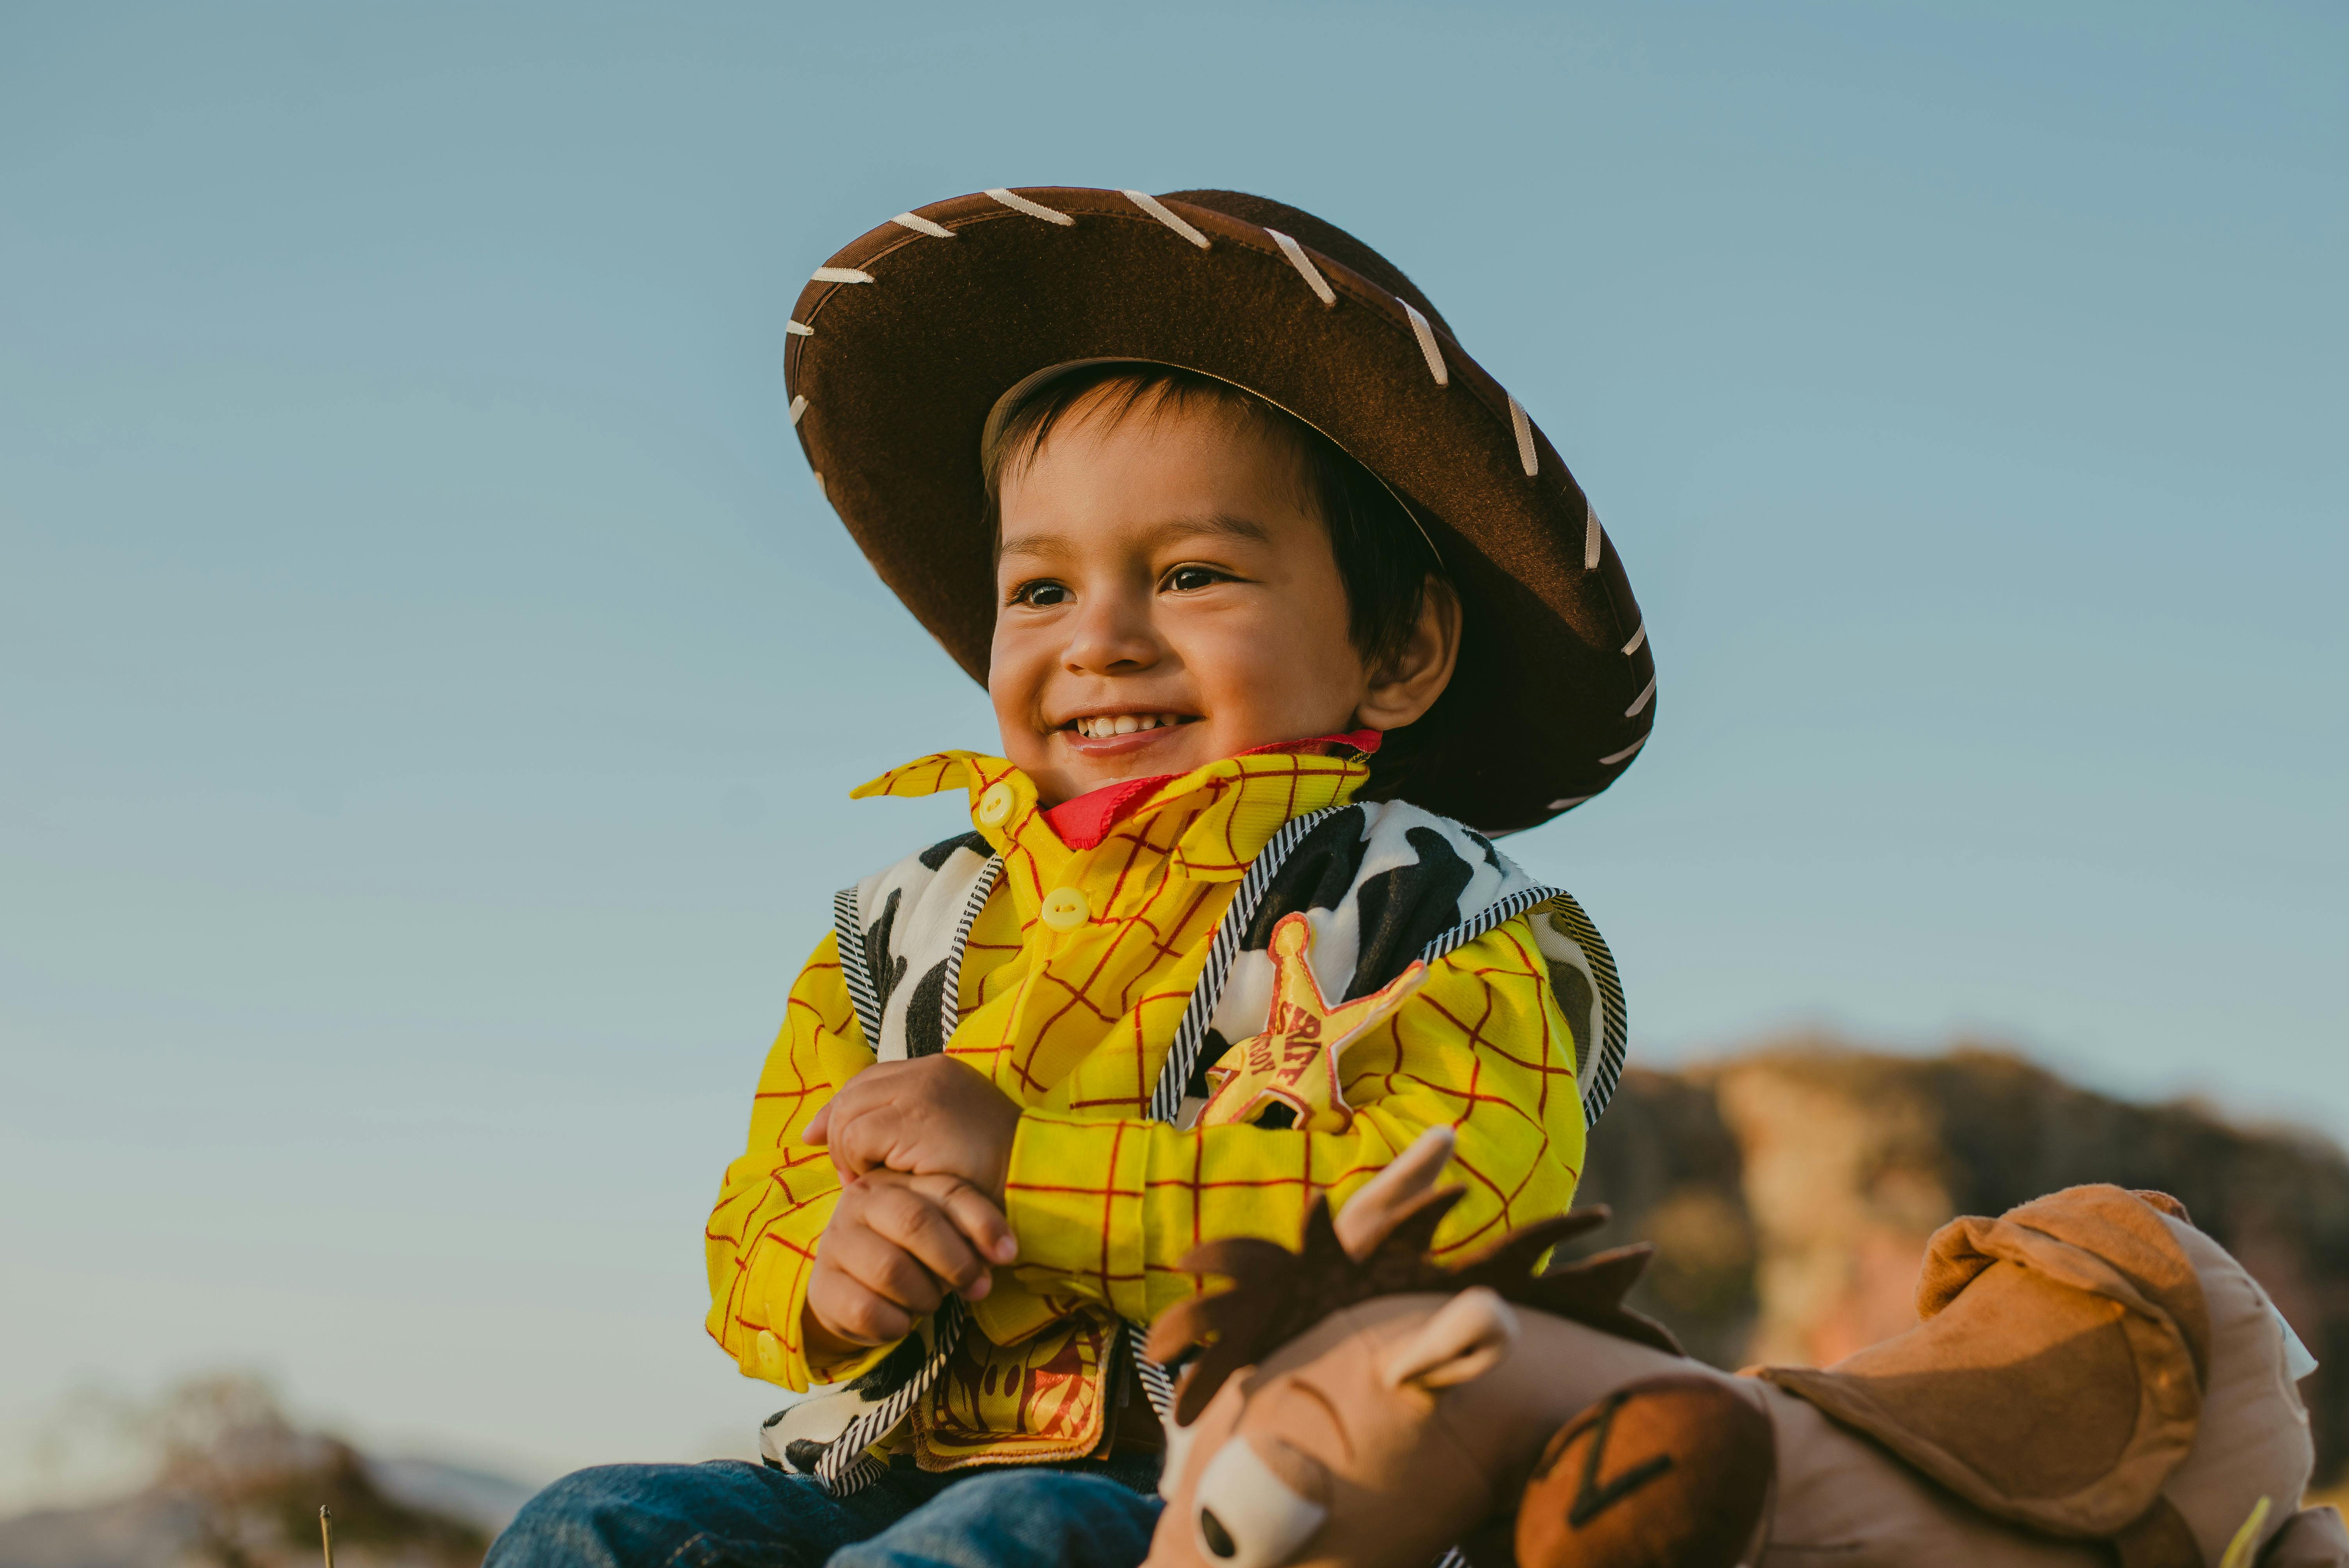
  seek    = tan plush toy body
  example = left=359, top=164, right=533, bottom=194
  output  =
left=1142, top=1130, right=2343, bottom=1568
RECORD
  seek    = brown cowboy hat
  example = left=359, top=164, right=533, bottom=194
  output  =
left=783, top=187, right=1655, bottom=833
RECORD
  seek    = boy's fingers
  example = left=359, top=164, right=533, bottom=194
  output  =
left=865, top=1182, right=991, bottom=1296
left=920, top=1177, right=1019, bottom=1266
left=810, top=1270, right=913, bottom=1346
left=828, top=1221, right=950, bottom=1317
left=800, top=1064, right=908, bottom=1148
left=826, top=1102, right=907, bottom=1178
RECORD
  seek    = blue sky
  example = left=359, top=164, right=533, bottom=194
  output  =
left=3, top=0, right=2342, bottom=1500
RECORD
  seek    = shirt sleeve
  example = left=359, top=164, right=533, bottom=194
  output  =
left=998, top=912, right=1589, bottom=1326
left=703, top=929, right=900, bottom=1392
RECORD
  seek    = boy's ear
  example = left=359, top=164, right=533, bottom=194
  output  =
left=1356, top=575, right=1461, bottom=731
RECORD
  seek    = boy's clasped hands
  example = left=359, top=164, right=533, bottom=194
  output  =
left=798, top=1056, right=1025, bottom=1360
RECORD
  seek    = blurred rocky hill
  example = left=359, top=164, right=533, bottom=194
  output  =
left=0, top=1377, right=527, bottom=1568
left=1574, top=1039, right=2349, bottom=1487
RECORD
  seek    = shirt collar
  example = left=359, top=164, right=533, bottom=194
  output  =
left=1041, top=730, right=1381, bottom=850
left=851, top=737, right=1374, bottom=892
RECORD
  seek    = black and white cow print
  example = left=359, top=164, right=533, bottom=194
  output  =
left=835, top=829, right=998, bottom=1065
left=1190, top=802, right=1625, bottom=1126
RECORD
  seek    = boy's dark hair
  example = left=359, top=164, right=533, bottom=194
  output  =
left=979, top=362, right=1449, bottom=680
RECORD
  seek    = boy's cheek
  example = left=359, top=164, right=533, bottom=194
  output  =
left=985, top=633, right=1049, bottom=712
left=986, top=666, right=1055, bottom=764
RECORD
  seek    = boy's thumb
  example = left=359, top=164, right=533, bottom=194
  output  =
left=802, top=1105, right=831, bottom=1144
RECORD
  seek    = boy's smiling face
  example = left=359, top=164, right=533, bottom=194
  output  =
left=990, top=383, right=1456, bottom=805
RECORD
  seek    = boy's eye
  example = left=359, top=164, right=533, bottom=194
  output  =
left=1163, top=565, right=1226, bottom=593
left=1013, top=580, right=1071, bottom=608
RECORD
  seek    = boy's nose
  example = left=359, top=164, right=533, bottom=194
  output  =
left=1061, top=593, right=1163, bottom=673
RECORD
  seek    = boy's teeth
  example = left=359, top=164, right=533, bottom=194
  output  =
left=1076, top=713, right=1183, bottom=738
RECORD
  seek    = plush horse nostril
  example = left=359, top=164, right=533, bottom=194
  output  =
left=1198, top=1507, right=1237, bottom=1559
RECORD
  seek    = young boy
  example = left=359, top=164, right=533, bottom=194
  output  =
left=490, top=187, right=1655, bottom=1568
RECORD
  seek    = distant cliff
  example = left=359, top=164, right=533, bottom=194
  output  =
left=0, top=1376, right=513, bottom=1568
left=1574, top=1040, right=2349, bottom=1486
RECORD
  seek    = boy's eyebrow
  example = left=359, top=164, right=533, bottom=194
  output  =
left=998, top=513, right=1275, bottom=562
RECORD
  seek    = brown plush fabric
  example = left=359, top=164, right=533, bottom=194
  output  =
left=1761, top=1185, right=2209, bottom=1540
left=1515, top=1376, right=1774, bottom=1568
left=784, top=187, right=1656, bottom=832
left=2153, top=1214, right=2316, bottom=1565
left=2108, top=1497, right=2202, bottom=1568
left=2261, top=1507, right=2349, bottom=1567
left=1148, top=1188, right=1677, bottom=1426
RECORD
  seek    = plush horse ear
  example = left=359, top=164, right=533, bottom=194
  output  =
left=1335, top=1126, right=1458, bottom=1262
left=1383, top=1286, right=1520, bottom=1391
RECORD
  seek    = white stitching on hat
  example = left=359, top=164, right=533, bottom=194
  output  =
left=1624, top=675, right=1656, bottom=719
left=1508, top=395, right=1538, bottom=476
left=1598, top=734, right=1648, bottom=767
left=891, top=212, right=955, bottom=239
left=1620, top=620, right=1646, bottom=657
left=789, top=395, right=809, bottom=426
left=1402, top=303, right=1449, bottom=387
left=1547, top=796, right=1591, bottom=811
left=786, top=321, right=813, bottom=337
left=986, top=189, right=1076, bottom=226
left=811, top=267, right=873, bottom=284
left=1264, top=228, right=1337, bottom=306
left=1583, top=499, right=1602, bottom=570
left=1121, top=191, right=1210, bottom=249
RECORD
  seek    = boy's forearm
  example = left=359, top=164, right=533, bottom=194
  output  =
left=998, top=1103, right=1492, bottom=1323
left=706, top=926, right=901, bottom=1389
left=706, top=1180, right=911, bottom=1390
left=707, top=1176, right=831, bottom=1388
left=998, top=1110, right=1159, bottom=1319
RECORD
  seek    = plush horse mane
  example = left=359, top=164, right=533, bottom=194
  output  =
left=1147, top=1188, right=1683, bottom=1424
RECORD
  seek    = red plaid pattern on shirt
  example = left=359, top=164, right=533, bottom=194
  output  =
left=704, top=748, right=1589, bottom=1465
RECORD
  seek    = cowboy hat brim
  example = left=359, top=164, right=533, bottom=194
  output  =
left=784, top=186, right=1654, bottom=833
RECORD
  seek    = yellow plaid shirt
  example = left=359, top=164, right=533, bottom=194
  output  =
left=705, top=747, right=1589, bottom=1466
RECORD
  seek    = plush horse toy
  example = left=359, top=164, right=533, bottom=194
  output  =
left=1142, top=1130, right=2345, bottom=1568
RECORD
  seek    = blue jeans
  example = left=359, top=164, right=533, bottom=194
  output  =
left=485, top=1453, right=1165, bottom=1568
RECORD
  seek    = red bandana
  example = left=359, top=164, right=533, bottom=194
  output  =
left=1042, top=731, right=1383, bottom=851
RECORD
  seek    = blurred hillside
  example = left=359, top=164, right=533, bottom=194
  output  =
left=1575, top=1039, right=2349, bottom=1486
left=0, top=1378, right=526, bottom=1568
